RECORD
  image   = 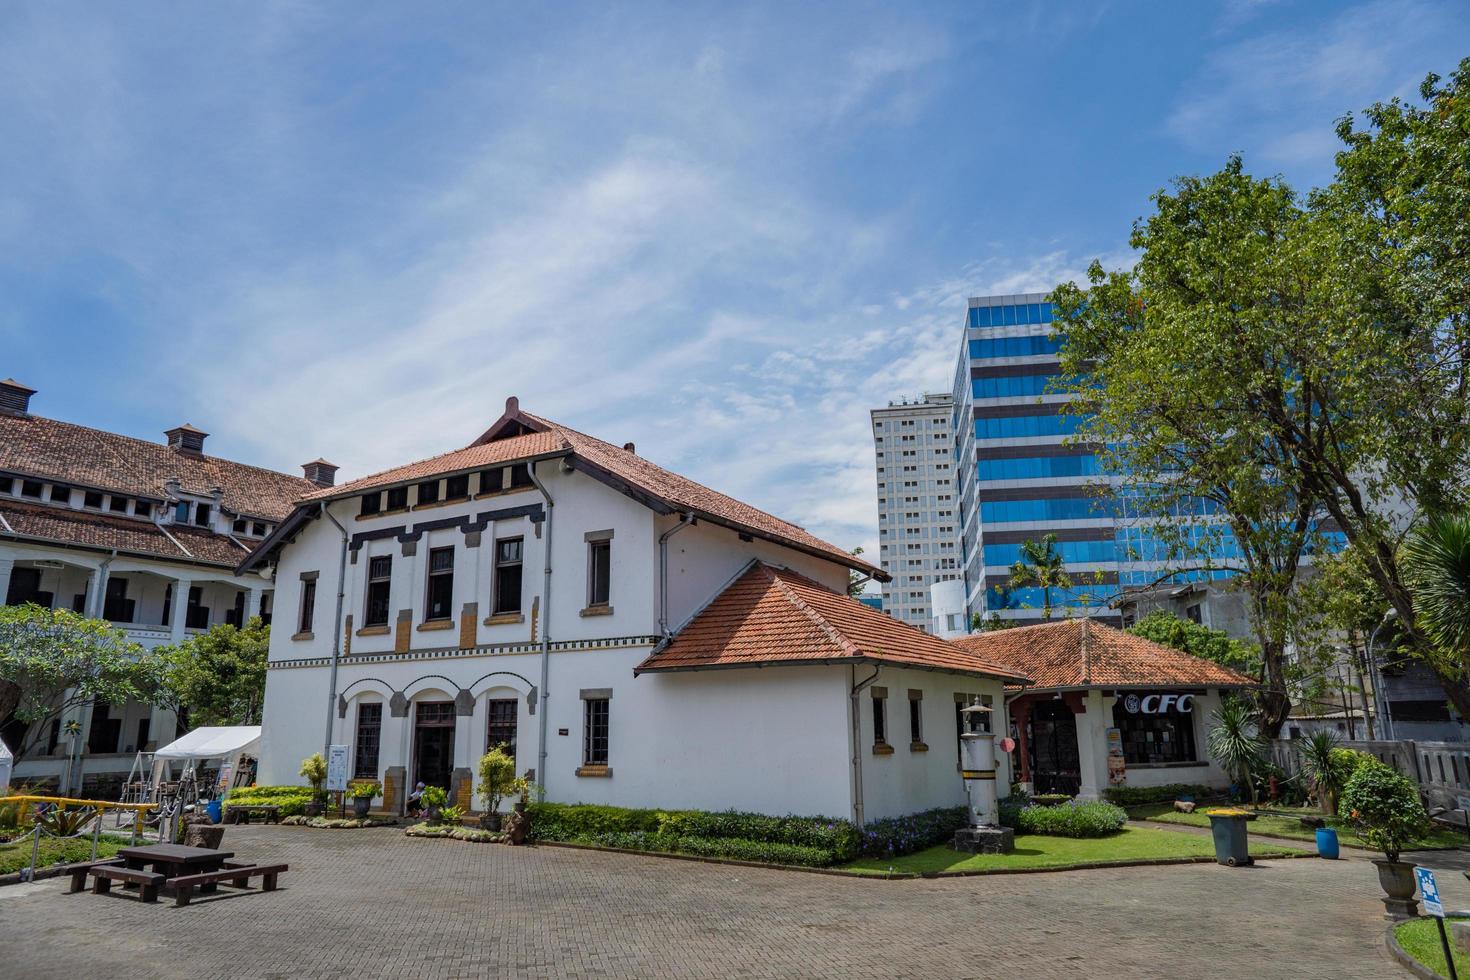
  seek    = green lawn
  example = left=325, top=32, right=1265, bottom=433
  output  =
left=839, top=825, right=1305, bottom=876
left=0, top=835, right=126, bottom=875
left=1396, top=916, right=1470, bottom=978
left=1130, top=803, right=1468, bottom=851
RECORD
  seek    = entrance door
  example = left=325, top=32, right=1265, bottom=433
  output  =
left=1029, top=700, right=1081, bottom=796
left=412, top=701, right=456, bottom=790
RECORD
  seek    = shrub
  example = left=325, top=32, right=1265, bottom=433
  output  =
left=421, top=786, right=449, bottom=810
left=1102, top=783, right=1213, bottom=807
left=856, top=806, right=968, bottom=858
left=477, top=748, right=522, bottom=813
left=225, top=785, right=315, bottom=817
left=1012, top=800, right=1127, bottom=838
left=298, top=753, right=327, bottom=799
left=1338, top=759, right=1429, bottom=863
left=526, top=803, right=861, bottom=858
left=348, top=781, right=382, bottom=800
left=436, top=805, right=465, bottom=825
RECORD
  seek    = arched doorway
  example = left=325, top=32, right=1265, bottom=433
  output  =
left=412, top=700, right=456, bottom=790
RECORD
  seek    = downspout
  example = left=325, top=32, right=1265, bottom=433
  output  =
left=528, top=461, right=556, bottom=797
left=321, top=502, right=349, bottom=760
left=658, top=512, right=695, bottom=636
left=849, top=664, right=880, bottom=827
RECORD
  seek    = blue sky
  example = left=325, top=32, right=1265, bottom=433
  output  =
left=4, top=1, right=1468, bottom=558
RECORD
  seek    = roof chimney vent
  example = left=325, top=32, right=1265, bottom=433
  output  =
left=623, top=442, right=635, bottom=454
left=302, top=458, right=338, bottom=488
left=165, top=424, right=208, bottom=455
left=0, top=378, right=36, bottom=417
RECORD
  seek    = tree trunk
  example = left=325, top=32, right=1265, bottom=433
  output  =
left=1256, top=635, right=1292, bottom=739
left=0, top=679, right=21, bottom=730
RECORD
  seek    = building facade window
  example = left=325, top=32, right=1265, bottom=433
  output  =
left=386, top=486, right=409, bottom=510
left=493, top=538, right=523, bottom=614
left=587, top=538, right=611, bottom=608
left=872, top=688, right=888, bottom=745
left=417, top=480, right=440, bottom=506
left=425, top=547, right=455, bottom=621
left=298, top=577, right=317, bottom=634
left=444, top=474, right=470, bottom=499
left=909, top=690, right=923, bottom=745
left=354, top=702, right=382, bottom=779
left=360, top=492, right=382, bottom=516
left=365, top=556, right=392, bottom=627
left=583, top=697, right=610, bottom=766
left=486, top=698, right=518, bottom=762
left=194, top=503, right=211, bottom=527
left=1112, top=694, right=1198, bottom=765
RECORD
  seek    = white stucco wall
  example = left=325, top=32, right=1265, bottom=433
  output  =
left=1068, top=688, right=1229, bottom=800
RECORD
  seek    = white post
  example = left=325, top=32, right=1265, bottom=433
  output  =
left=961, top=732, right=999, bottom=827
left=245, top=586, right=263, bottom=623
left=169, top=575, right=191, bottom=644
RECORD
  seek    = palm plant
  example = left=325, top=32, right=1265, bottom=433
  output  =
left=1207, top=699, right=1266, bottom=804
left=1404, top=513, right=1470, bottom=658
left=1008, top=534, right=1072, bottom=620
left=1297, top=730, right=1342, bottom=814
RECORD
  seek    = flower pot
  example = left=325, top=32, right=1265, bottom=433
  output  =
left=513, top=801, right=526, bottom=814
left=1372, top=860, right=1420, bottom=919
left=353, top=797, right=372, bottom=819
left=423, top=806, right=441, bottom=824
left=304, top=802, right=324, bottom=818
left=1315, top=827, right=1339, bottom=860
left=481, top=811, right=503, bottom=832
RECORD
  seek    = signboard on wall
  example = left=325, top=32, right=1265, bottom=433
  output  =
left=327, top=744, right=350, bottom=792
left=1122, top=693, right=1194, bottom=715
left=1106, top=727, right=1126, bottom=785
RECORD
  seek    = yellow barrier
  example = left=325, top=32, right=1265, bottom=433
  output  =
left=3, top=794, right=156, bottom=837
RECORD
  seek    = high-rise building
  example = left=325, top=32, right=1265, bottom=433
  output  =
left=952, top=294, right=1118, bottom=625
left=869, top=393, right=961, bottom=630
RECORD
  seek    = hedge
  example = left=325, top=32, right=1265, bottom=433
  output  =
left=569, top=830, right=835, bottom=867
left=856, top=806, right=968, bottom=858
left=1011, top=800, right=1128, bottom=838
left=224, top=786, right=316, bottom=817
left=527, top=803, right=859, bottom=861
left=1102, top=784, right=1213, bottom=807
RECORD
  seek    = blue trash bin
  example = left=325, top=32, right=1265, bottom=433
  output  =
left=206, top=800, right=223, bottom=824
left=1316, top=827, right=1340, bottom=859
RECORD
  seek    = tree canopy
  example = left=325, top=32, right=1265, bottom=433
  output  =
left=1126, top=610, right=1261, bottom=677
left=152, top=617, right=270, bottom=727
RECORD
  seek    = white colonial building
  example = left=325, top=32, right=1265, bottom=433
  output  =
left=0, top=378, right=324, bottom=794
left=245, top=398, right=1030, bottom=823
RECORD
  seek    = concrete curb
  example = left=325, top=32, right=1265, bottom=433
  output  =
left=1385, top=921, right=1450, bottom=980
left=535, top=839, right=1313, bottom=880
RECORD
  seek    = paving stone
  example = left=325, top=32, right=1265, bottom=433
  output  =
left=0, top=825, right=1440, bottom=979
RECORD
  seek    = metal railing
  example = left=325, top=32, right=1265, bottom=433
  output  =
left=2, top=794, right=165, bottom=880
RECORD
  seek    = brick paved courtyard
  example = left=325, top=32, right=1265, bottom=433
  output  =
left=2, top=824, right=1461, bottom=979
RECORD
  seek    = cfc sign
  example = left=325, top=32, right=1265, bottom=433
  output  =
left=1122, top=693, right=1194, bottom=715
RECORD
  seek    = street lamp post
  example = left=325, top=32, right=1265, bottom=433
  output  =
left=1366, top=610, right=1399, bottom=743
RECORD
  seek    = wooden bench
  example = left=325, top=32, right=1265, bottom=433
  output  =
left=226, top=804, right=281, bottom=825
left=171, top=861, right=289, bottom=907
left=88, top=864, right=168, bottom=903
left=66, top=857, right=124, bottom=894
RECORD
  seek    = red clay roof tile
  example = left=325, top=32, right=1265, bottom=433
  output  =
left=0, top=499, right=250, bottom=567
left=949, top=618, right=1256, bottom=691
left=636, top=562, right=1031, bottom=682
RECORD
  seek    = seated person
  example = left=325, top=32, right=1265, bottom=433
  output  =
left=406, top=782, right=426, bottom=816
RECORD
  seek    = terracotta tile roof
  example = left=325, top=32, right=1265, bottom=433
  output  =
left=295, top=397, right=881, bottom=578
left=0, top=413, right=315, bottom=520
left=301, top=431, right=565, bottom=500
left=636, top=562, right=1031, bottom=682
left=0, top=499, right=251, bottom=567
left=949, top=618, right=1257, bottom=691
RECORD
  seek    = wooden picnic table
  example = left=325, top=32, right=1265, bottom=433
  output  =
left=117, top=843, right=235, bottom=890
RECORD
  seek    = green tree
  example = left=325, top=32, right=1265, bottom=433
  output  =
left=1006, top=534, right=1072, bottom=620
left=1403, top=514, right=1470, bottom=670
left=152, top=617, right=270, bottom=727
left=847, top=546, right=869, bottom=598
left=970, top=612, right=1015, bottom=632
left=1125, top=610, right=1261, bottom=676
left=1206, top=699, right=1267, bottom=804
left=0, top=604, right=148, bottom=755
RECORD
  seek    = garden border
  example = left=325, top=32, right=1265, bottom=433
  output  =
left=533, top=838, right=1315, bottom=879
left=1386, top=921, right=1451, bottom=980
left=1135, top=818, right=1468, bottom=854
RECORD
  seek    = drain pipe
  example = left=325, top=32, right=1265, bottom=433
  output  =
left=658, top=512, right=695, bottom=636
left=849, top=664, right=881, bottom=827
left=528, top=461, right=556, bottom=797
left=321, top=502, right=349, bottom=760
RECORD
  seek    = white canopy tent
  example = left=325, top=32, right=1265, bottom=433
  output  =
left=0, top=736, right=13, bottom=792
left=150, top=726, right=262, bottom=798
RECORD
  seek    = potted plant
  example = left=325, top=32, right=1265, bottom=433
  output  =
left=420, top=785, right=448, bottom=823
left=348, top=781, right=381, bottom=818
left=1338, top=758, right=1431, bottom=918
left=299, top=753, right=328, bottom=817
left=476, top=747, right=523, bottom=832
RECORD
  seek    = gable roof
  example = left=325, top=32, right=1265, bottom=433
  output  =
left=949, top=618, right=1257, bottom=691
left=0, top=412, right=314, bottom=521
left=290, top=397, right=882, bottom=579
left=635, top=562, right=1031, bottom=682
